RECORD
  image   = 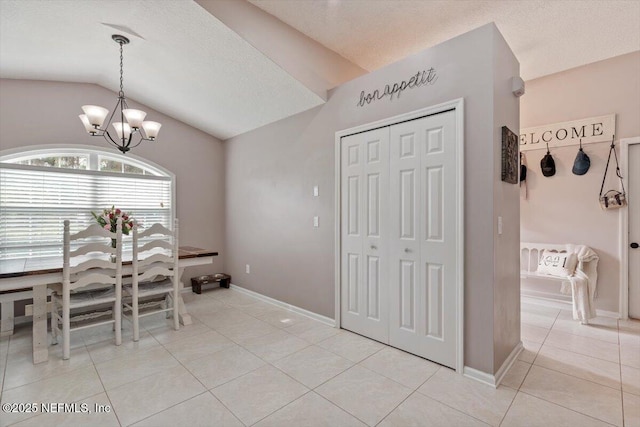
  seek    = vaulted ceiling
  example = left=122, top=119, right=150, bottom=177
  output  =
left=1, top=0, right=638, bottom=140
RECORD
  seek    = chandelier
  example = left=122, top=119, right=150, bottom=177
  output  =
left=79, top=34, right=161, bottom=154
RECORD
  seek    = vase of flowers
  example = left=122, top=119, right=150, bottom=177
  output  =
left=91, top=206, right=134, bottom=261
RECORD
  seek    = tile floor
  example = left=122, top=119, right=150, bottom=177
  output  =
left=0, top=289, right=638, bottom=426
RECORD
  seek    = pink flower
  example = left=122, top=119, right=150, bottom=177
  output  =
left=103, top=224, right=111, bottom=231
left=115, top=208, right=121, bottom=215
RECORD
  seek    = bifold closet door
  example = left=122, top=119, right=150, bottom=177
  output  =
left=389, top=110, right=458, bottom=368
left=340, top=128, right=390, bottom=343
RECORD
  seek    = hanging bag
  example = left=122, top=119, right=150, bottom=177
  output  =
left=599, top=136, right=627, bottom=210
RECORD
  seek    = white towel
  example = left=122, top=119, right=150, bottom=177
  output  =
left=562, top=245, right=599, bottom=323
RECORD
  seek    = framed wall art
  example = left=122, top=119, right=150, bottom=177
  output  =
left=502, top=126, right=519, bottom=184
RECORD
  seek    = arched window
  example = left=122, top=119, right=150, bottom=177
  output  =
left=0, top=146, right=174, bottom=260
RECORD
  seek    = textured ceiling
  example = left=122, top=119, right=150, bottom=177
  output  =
left=0, top=0, right=324, bottom=140
left=249, top=0, right=640, bottom=80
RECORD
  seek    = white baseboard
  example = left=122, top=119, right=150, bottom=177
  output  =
left=522, top=294, right=621, bottom=319
left=463, top=366, right=496, bottom=387
left=229, top=284, right=336, bottom=327
left=494, top=341, right=524, bottom=387
left=463, top=341, right=523, bottom=388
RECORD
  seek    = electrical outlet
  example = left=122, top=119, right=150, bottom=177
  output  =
left=313, top=185, right=319, bottom=197
left=498, top=216, right=503, bottom=235
left=245, top=264, right=250, bottom=274
left=313, top=216, right=319, bottom=227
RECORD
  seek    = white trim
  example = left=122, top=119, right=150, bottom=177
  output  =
left=522, top=294, right=620, bottom=319
left=494, top=342, right=524, bottom=386
left=462, top=367, right=496, bottom=387
left=463, top=342, right=523, bottom=388
left=229, top=284, right=335, bottom=327
left=333, top=98, right=465, bottom=372
left=619, top=136, right=640, bottom=320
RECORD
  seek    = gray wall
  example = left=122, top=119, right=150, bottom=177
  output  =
left=225, top=24, right=520, bottom=374
left=0, top=79, right=226, bottom=282
left=520, top=51, right=640, bottom=313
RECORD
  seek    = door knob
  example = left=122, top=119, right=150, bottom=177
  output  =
left=631, top=242, right=639, bottom=249
left=370, top=245, right=377, bottom=250
left=404, top=248, right=411, bottom=253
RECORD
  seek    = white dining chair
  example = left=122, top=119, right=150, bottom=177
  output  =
left=51, top=218, right=123, bottom=360
left=123, top=219, right=179, bottom=342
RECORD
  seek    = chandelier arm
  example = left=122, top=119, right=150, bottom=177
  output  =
left=128, top=137, right=146, bottom=149
left=102, top=129, right=121, bottom=147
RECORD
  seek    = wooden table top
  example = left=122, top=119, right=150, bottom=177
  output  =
left=0, top=247, right=218, bottom=279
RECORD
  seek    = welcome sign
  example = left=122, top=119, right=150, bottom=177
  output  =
left=519, top=114, right=616, bottom=151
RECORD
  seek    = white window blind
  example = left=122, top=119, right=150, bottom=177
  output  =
left=0, top=162, right=172, bottom=260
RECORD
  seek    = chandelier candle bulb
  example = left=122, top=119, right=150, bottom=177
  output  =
left=81, top=105, right=109, bottom=128
left=79, top=114, right=96, bottom=134
left=122, top=109, right=146, bottom=129
left=113, top=122, right=132, bottom=140
left=142, top=121, right=161, bottom=140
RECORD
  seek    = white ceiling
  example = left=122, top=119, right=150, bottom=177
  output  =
left=249, top=0, right=640, bottom=81
left=0, top=0, right=324, bottom=140
left=1, top=1, right=638, bottom=141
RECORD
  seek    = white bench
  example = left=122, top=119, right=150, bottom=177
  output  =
left=520, top=242, right=573, bottom=282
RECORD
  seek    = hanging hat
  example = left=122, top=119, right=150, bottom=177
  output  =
left=540, top=144, right=556, bottom=177
left=572, top=139, right=591, bottom=175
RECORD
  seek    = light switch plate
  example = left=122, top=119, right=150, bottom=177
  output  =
left=498, top=216, right=503, bottom=235
left=313, top=186, right=319, bottom=197
left=313, top=216, right=319, bottom=227
left=245, top=264, right=250, bottom=274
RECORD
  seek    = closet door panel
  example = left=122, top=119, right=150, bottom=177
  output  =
left=340, top=128, right=389, bottom=342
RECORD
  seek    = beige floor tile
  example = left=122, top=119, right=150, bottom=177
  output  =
left=147, top=321, right=212, bottom=345
left=254, top=392, right=366, bottom=427
left=359, top=347, right=439, bottom=389
left=86, top=330, right=161, bottom=365
left=544, top=329, right=619, bottom=363
left=622, top=365, right=640, bottom=396
left=162, top=329, right=235, bottom=363
left=518, top=340, right=542, bottom=364
left=535, top=344, right=621, bottom=390
left=521, top=324, right=549, bottom=344
left=620, top=343, right=640, bottom=369
left=4, top=344, right=93, bottom=390
left=212, top=289, right=262, bottom=307
left=211, top=365, right=309, bottom=426
left=417, top=367, right=516, bottom=426
left=623, top=392, right=640, bottom=427
left=619, top=328, right=640, bottom=348
left=521, top=303, right=560, bottom=318
left=132, top=391, right=243, bottom=427
left=501, top=392, right=611, bottom=427
left=240, top=329, right=310, bottom=362
left=196, top=307, right=254, bottom=330
left=78, top=323, right=129, bottom=347
left=284, top=319, right=341, bottom=343
left=107, top=365, right=205, bottom=426
left=11, top=392, right=119, bottom=427
left=216, top=317, right=281, bottom=343
left=521, top=311, right=556, bottom=329
left=315, top=365, right=412, bottom=426
left=183, top=297, right=229, bottom=318
left=184, top=344, right=265, bottom=389
left=552, top=316, right=619, bottom=344
left=273, top=345, right=353, bottom=388
left=0, top=365, right=104, bottom=427
left=257, top=309, right=309, bottom=329
left=501, top=360, right=531, bottom=390
left=520, top=365, right=623, bottom=426
left=379, top=391, right=488, bottom=427
left=316, top=330, right=385, bottom=362
left=237, top=301, right=285, bottom=318
left=95, top=346, right=180, bottom=390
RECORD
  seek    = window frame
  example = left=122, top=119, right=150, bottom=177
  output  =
left=0, top=144, right=176, bottom=260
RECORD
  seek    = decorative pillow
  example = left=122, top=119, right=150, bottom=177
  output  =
left=536, top=250, right=578, bottom=278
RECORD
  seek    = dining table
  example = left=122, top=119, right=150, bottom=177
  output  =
left=0, top=246, right=218, bottom=364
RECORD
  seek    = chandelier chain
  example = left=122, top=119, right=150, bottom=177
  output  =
left=119, top=41, right=124, bottom=98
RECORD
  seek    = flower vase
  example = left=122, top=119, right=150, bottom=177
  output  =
left=110, top=238, right=117, bottom=263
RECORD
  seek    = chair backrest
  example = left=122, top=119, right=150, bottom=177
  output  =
left=132, top=219, right=179, bottom=284
left=63, top=218, right=122, bottom=292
